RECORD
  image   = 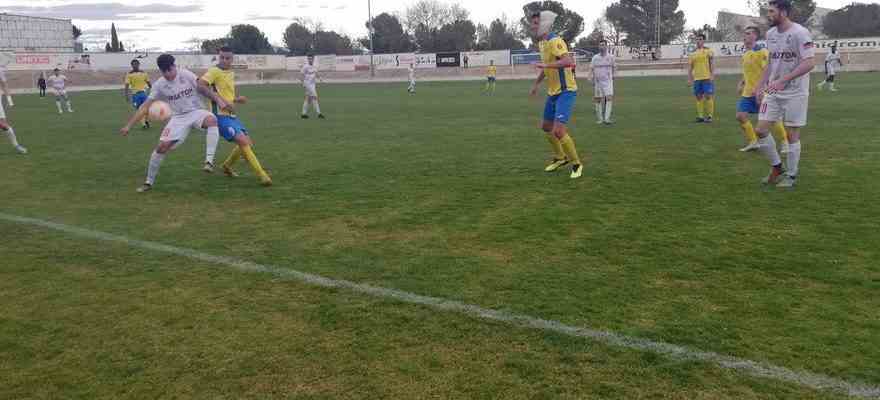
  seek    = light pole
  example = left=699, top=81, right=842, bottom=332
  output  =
left=368, top=0, right=375, bottom=78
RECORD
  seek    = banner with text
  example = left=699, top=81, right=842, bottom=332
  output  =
left=461, top=50, right=511, bottom=66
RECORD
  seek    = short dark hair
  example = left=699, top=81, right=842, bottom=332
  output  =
left=599, top=39, right=608, bottom=45
left=745, top=26, right=761, bottom=37
left=131, top=59, right=140, bottom=65
left=696, top=33, right=706, bottom=40
left=219, top=46, right=232, bottom=53
left=530, top=12, right=541, bottom=19
left=769, top=0, right=793, bottom=13
left=157, top=54, right=175, bottom=72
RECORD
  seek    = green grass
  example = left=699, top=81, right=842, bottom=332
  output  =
left=1, top=73, right=878, bottom=399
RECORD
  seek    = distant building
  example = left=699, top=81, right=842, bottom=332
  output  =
left=717, top=8, right=833, bottom=42
left=0, top=13, right=75, bottom=53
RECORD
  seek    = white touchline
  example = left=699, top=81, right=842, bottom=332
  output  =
left=1, top=211, right=878, bottom=399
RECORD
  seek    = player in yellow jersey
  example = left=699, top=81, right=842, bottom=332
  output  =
left=688, top=34, right=715, bottom=123
left=199, top=47, right=272, bottom=187
left=483, top=60, right=497, bottom=95
left=124, top=59, right=152, bottom=129
left=528, top=10, right=583, bottom=179
left=736, top=26, right=789, bottom=152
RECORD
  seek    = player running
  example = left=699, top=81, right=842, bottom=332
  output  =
left=0, top=65, right=13, bottom=107
left=754, top=0, right=815, bottom=188
left=817, top=45, right=843, bottom=92
left=589, top=40, right=616, bottom=125
left=300, top=55, right=325, bottom=119
left=119, top=54, right=226, bottom=193
left=528, top=10, right=584, bottom=179
left=37, top=72, right=47, bottom=98
left=48, top=68, right=73, bottom=114
left=483, top=60, right=497, bottom=95
left=124, top=59, right=152, bottom=129
left=736, top=26, right=789, bottom=153
left=688, top=34, right=715, bottom=123
left=200, top=47, right=272, bottom=187
left=407, top=63, right=417, bottom=94
left=0, top=87, right=26, bottom=155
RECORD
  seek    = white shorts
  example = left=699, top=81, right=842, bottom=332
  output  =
left=159, top=109, right=213, bottom=144
left=53, top=88, right=67, bottom=97
left=594, top=80, right=614, bottom=97
left=825, top=67, right=837, bottom=76
left=760, top=95, right=809, bottom=127
left=304, top=84, right=317, bottom=97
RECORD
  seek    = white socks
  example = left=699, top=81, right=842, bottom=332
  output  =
left=302, top=100, right=309, bottom=115
left=787, top=141, right=801, bottom=177
left=595, top=103, right=603, bottom=122
left=146, top=151, right=166, bottom=185
left=56, top=101, right=63, bottom=113
left=758, top=134, right=782, bottom=167
left=604, top=101, right=613, bottom=122
left=66, top=101, right=73, bottom=112
left=314, top=100, right=321, bottom=115
left=5, top=95, right=12, bottom=107
left=205, top=126, right=219, bottom=164
left=4, top=126, right=19, bottom=147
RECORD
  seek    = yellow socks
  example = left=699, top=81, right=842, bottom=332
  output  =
left=705, top=97, right=715, bottom=118
left=546, top=134, right=565, bottom=160
left=696, top=100, right=705, bottom=118
left=241, top=145, right=270, bottom=180
left=740, top=120, right=758, bottom=143
left=559, top=134, right=581, bottom=165
left=223, top=146, right=242, bottom=168
left=772, top=121, right=789, bottom=144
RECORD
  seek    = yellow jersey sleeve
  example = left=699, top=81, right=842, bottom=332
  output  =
left=201, top=67, right=218, bottom=85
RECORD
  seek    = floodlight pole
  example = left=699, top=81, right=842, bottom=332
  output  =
left=368, top=0, right=375, bottom=78
left=656, top=0, right=662, bottom=48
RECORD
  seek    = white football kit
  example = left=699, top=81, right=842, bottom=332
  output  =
left=48, top=75, right=68, bottom=96
left=591, top=53, right=615, bottom=97
left=824, top=52, right=841, bottom=76
left=760, top=23, right=814, bottom=127
left=301, top=64, right=318, bottom=97
left=148, top=68, right=212, bottom=144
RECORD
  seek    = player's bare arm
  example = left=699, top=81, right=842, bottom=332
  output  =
left=530, top=70, right=546, bottom=96
left=120, top=99, right=153, bottom=135
left=708, top=55, right=715, bottom=81
left=687, top=60, right=694, bottom=86
left=197, top=79, right=232, bottom=112
left=767, top=54, right=815, bottom=93
left=124, top=83, right=130, bottom=102
left=536, top=53, right=574, bottom=70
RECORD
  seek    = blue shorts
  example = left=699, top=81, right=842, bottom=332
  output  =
left=737, top=96, right=760, bottom=114
left=487, top=77, right=496, bottom=82
left=693, top=80, right=715, bottom=97
left=217, top=115, right=248, bottom=142
left=543, top=91, right=578, bottom=124
left=132, top=91, right=148, bottom=109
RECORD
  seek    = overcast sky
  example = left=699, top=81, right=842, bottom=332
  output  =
left=1, top=0, right=866, bottom=52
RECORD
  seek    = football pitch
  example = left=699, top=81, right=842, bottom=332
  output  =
left=1, top=73, right=878, bottom=399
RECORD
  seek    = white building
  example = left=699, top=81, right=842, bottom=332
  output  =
left=0, top=13, right=75, bottom=53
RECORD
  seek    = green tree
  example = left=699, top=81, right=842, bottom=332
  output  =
left=226, top=24, right=274, bottom=54
left=201, top=38, right=228, bottom=54
left=314, top=30, right=355, bottom=55
left=72, top=25, right=82, bottom=40
left=605, top=0, right=686, bottom=46
left=576, top=28, right=605, bottom=49
left=477, top=18, right=526, bottom=50
left=520, top=1, right=585, bottom=46
left=435, top=19, right=477, bottom=51
left=406, top=0, right=470, bottom=51
left=106, top=23, right=125, bottom=52
left=361, top=13, right=415, bottom=53
left=693, top=24, right=725, bottom=42
left=823, top=3, right=880, bottom=38
left=284, top=22, right=313, bottom=55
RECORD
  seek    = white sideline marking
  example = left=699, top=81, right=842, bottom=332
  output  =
left=1, top=211, right=878, bottom=399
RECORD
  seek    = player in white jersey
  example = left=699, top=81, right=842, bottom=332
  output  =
left=300, top=54, right=325, bottom=119
left=817, top=45, right=843, bottom=92
left=407, top=63, right=416, bottom=94
left=118, top=54, right=226, bottom=193
left=0, top=66, right=13, bottom=108
left=589, top=40, right=616, bottom=125
left=754, top=0, right=815, bottom=188
left=47, top=68, right=73, bottom=114
left=0, top=88, right=27, bottom=155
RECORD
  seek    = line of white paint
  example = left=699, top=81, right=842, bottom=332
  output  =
left=2, top=211, right=877, bottom=399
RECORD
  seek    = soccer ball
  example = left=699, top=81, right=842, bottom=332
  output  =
left=148, top=101, right=171, bottom=121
